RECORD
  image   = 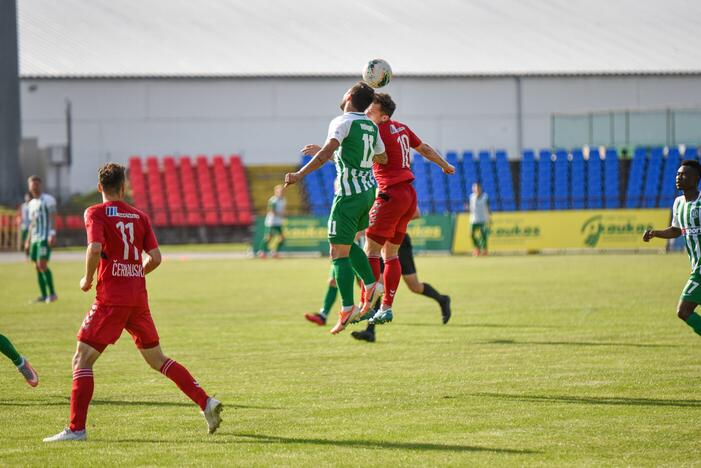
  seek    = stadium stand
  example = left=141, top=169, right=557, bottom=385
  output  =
left=124, top=155, right=253, bottom=227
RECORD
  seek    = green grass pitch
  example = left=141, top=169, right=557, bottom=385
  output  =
left=1, top=253, right=700, bottom=466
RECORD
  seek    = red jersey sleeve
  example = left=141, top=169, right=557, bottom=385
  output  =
left=407, top=126, right=422, bottom=149
left=142, top=214, right=159, bottom=252
left=84, top=208, right=105, bottom=244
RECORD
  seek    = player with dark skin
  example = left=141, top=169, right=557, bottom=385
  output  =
left=643, top=163, right=698, bottom=321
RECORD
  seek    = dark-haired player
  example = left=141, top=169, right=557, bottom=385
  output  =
left=44, top=162, right=222, bottom=442
left=25, top=176, right=58, bottom=303
left=362, top=93, right=454, bottom=325
left=285, top=82, right=388, bottom=335
left=644, top=159, right=701, bottom=338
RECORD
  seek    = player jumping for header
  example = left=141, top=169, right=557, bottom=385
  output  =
left=361, top=93, right=455, bottom=325
left=643, top=159, right=701, bottom=339
left=44, top=163, right=222, bottom=442
left=285, top=81, right=388, bottom=334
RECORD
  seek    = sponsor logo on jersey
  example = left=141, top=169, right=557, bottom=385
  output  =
left=389, top=124, right=406, bottom=134
left=105, top=206, right=140, bottom=219
left=682, top=227, right=701, bottom=236
left=359, top=123, right=375, bottom=132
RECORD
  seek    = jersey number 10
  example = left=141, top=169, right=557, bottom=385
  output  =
left=116, top=221, right=139, bottom=261
left=397, top=134, right=411, bottom=168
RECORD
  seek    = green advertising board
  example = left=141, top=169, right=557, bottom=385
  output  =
left=253, top=215, right=454, bottom=254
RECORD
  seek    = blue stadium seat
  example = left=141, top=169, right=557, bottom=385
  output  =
left=495, top=150, right=516, bottom=211
left=430, top=162, right=448, bottom=214
left=625, top=148, right=647, bottom=208
left=642, top=147, right=664, bottom=208
left=520, top=149, right=536, bottom=210
left=553, top=149, right=569, bottom=210
left=536, top=149, right=553, bottom=210
left=685, top=146, right=698, bottom=161
left=571, top=149, right=586, bottom=209
left=603, top=148, right=620, bottom=208
left=587, top=148, right=603, bottom=209
left=445, top=151, right=464, bottom=212
left=478, top=150, right=499, bottom=210
left=659, top=147, right=681, bottom=208
left=462, top=151, right=478, bottom=207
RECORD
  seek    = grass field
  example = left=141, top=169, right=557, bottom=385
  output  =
left=1, top=252, right=700, bottom=466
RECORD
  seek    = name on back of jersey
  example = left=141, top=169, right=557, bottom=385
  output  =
left=112, top=261, right=145, bottom=278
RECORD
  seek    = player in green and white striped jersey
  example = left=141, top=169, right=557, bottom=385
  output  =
left=644, top=159, right=701, bottom=338
left=25, top=175, right=58, bottom=303
left=285, top=81, right=388, bottom=335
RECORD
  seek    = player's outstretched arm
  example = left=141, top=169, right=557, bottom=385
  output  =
left=643, top=227, right=682, bottom=242
left=80, top=242, right=102, bottom=291
left=143, top=248, right=162, bottom=275
left=285, top=140, right=340, bottom=187
left=415, top=143, right=455, bottom=174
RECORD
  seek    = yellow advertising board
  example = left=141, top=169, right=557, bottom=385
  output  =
left=452, top=209, right=671, bottom=253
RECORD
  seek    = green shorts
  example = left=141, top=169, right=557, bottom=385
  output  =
left=328, top=190, right=375, bottom=245
left=30, top=240, right=51, bottom=262
left=265, top=225, right=284, bottom=237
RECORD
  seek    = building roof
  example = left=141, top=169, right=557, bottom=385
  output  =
left=17, top=0, right=701, bottom=78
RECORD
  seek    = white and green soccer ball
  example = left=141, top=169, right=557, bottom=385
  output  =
left=362, top=59, right=392, bottom=88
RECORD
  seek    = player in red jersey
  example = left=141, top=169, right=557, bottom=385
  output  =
left=44, top=163, right=222, bottom=442
left=362, top=93, right=455, bottom=325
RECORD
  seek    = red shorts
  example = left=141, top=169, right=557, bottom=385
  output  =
left=367, top=182, right=417, bottom=245
left=77, top=302, right=160, bottom=352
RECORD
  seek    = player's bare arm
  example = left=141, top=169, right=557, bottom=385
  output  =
left=285, top=139, right=340, bottom=186
left=415, top=143, right=455, bottom=174
left=373, top=151, right=388, bottom=165
left=48, top=210, right=57, bottom=247
left=643, top=226, right=682, bottom=242
left=80, top=242, right=102, bottom=291
left=143, top=248, right=162, bottom=275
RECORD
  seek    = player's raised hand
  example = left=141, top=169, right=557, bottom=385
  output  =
left=301, top=144, right=321, bottom=156
left=284, top=172, right=301, bottom=187
left=443, top=163, right=456, bottom=175
left=79, top=276, right=93, bottom=292
left=642, top=229, right=655, bottom=242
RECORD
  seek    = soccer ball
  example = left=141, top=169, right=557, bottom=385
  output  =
left=362, top=59, right=392, bottom=88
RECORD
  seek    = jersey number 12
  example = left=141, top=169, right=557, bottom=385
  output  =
left=116, top=221, right=139, bottom=261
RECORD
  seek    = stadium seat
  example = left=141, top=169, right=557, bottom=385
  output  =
left=195, top=156, right=219, bottom=226
left=495, top=150, right=516, bottom=211
left=178, top=156, right=204, bottom=226
left=520, top=150, right=536, bottom=210
left=462, top=151, right=478, bottom=208
left=603, top=148, right=620, bottom=208
left=430, top=162, right=448, bottom=213
left=128, top=156, right=150, bottom=211
left=659, top=147, right=681, bottom=208
left=445, top=152, right=464, bottom=212
left=212, top=155, right=238, bottom=225
left=145, top=156, right=168, bottom=227
left=553, top=149, right=569, bottom=210
left=571, top=149, right=586, bottom=209
left=477, top=150, right=499, bottom=211
left=685, top=146, right=698, bottom=161
left=536, top=150, right=553, bottom=210
left=229, top=155, right=253, bottom=225
left=587, top=148, right=603, bottom=209
left=162, top=156, right=186, bottom=226
left=625, top=148, right=647, bottom=208
left=642, top=147, right=664, bottom=208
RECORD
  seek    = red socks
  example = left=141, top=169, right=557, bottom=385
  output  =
left=382, top=256, right=402, bottom=307
left=69, top=368, right=94, bottom=432
left=160, top=359, right=209, bottom=411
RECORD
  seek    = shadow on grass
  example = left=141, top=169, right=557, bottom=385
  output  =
left=0, top=399, right=278, bottom=410
left=110, top=433, right=537, bottom=454
left=474, top=393, right=701, bottom=408
left=484, top=339, right=678, bottom=348
left=398, top=323, right=556, bottom=329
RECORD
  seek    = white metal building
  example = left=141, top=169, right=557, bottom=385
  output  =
left=17, top=0, right=701, bottom=193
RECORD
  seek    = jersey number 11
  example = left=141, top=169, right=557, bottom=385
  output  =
left=116, top=221, right=139, bottom=261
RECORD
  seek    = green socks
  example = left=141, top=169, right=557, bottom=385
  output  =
left=37, top=270, right=47, bottom=298
left=348, top=243, right=376, bottom=286
left=686, top=312, right=701, bottom=337
left=332, top=257, right=355, bottom=307
left=321, top=284, right=338, bottom=317
left=44, top=269, right=56, bottom=296
left=0, top=334, right=23, bottom=367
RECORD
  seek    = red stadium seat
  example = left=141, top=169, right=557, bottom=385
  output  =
left=128, top=156, right=149, bottom=210
left=229, top=155, right=253, bottom=225
left=162, top=156, right=186, bottom=226
left=178, top=156, right=203, bottom=226
left=196, top=156, right=219, bottom=226
left=212, top=155, right=238, bottom=224
left=145, top=156, right=168, bottom=227
left=65, top=215, right=84, bottom=230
